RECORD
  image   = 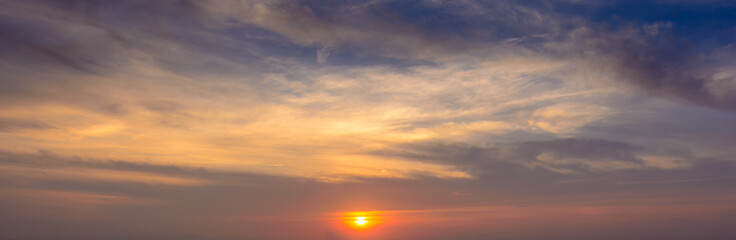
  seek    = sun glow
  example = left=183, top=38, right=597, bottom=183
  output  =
left=355, top=217, right=368, bottom=225
left=343, top=211, right=381, bottom=230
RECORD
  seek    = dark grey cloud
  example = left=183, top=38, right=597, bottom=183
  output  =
left=579, top=102, right=736, bottom=151
left=548, top=22, right=736, bottom=111
left=376, top=138, right=646, bottom=176
left=0, top=0, right=132, bottom=73
left=0, top=118, right=51, bottom=132
left=543, top=2, right=736, bottom=111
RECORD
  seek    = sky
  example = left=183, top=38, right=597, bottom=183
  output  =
left=1, top=0, right=736, bottom=239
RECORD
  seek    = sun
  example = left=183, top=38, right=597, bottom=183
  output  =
left=355, top=217, right=368, bottom=226
left=343, top=211, right=381, bottom=230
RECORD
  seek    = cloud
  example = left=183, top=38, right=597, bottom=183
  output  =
left=2, top=1, right=736, bottom=239
left=4, top=0, right=734, bottom=112
left=316, top=46, right=331, bottom=64
left=375, top=138, right=653, bottom=175
left=0, top=118, right=52, bottom=132
left=191, top=0, right=736, bottom=112
left=2, top=151, right=736, bottom=240
left=528, top=103, right=611, bottom=134
left=0, top=150, right=214, bottom=186
left=193, top=0, right=561, bottom=61
left=549, top=22, right=736, bottom=111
